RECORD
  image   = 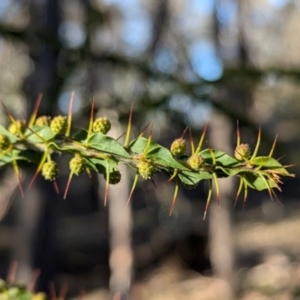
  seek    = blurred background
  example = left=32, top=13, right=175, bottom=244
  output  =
left=0, top=0, right=300, bottom=299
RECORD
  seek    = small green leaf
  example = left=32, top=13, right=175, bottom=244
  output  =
left=88, top=133, right=131, bottom=159
left=73, top=129, right=88, bottom=141
left=242, top=172, right=278, bottom=191
left=251, top=156, right=292, bottom=176
left=0, top=150, right=41, bottom=167
left=87, top=156, right=119, bottom=174
left=178, top=169, right=213, bottom=186
left=218, top=164, right=250, bottom=176
left=25, top=125, right=55, bottom=142
left=200, top=149, right=240, bottom=167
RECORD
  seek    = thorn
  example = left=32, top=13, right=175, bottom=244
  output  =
left=268, top=134, right=278, bottom=158
left=104, top=161, right=111, bottom=206
left=165, top=169, right=178, bottom=185
left=203, top=180, right=213, bottom=220
left=236, top=120, right=240, bottom=147
left=274, top=192, right=283, bottom=206
left=1, top=101, right=17, bottom=125
left=104, top=178, right=109, bottom=207
left=189, top=127, right=195, bottom=155
left=66, top=91, right=75, bottom=137
left=28, top=93, right=43, bottom=127
left=16, top=172, right=24, bottom=197
left=1, top=101, right=27, bottom=139
left=150, top=178, right=157, bottom=188
left=181, top=126, right=189, bottom=138
left=195, top=119, right=209, bottom=154
left=28, top=170, right=40, bottom=190
left=277, top=155, right=286, bottom=161
left=243, top=180, right=248, bottom=210
left=124, top=102, right=134, bottom=147
left=280, top=163, right=296, bottom=169
left=63, top=172, right=73, bottom=199
left=86, top=96, right=95, bottom=142
left=234, top=178, right=243, bottom=207
left=259, top=172, right=277, bottom=202
left=169, top=180, right=179, bottom=216
left=265, top=180, right=274, bottom=201
left=12, top=160, right=24, bottom=197
left=116, top=131, right=126, bottom=141
left=208, top=147, right=216, bottom=168
left=53, top=181, right=60, bottom=194
left=126, top=173, right=139, bottom=207
left=212, top=172, right=220, bottom=206
left=138, top=122, right=151, bottom=138
left=86, top=167, right=97, bottom=188
left=143, top=122, right=153, bottom=155
left=251, top=126, right=261, bottom=160
left=23, top=123, right=48, bottom=143
left=28, top=151, right=48, bottom=189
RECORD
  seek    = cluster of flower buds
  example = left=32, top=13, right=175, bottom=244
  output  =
left=187, top=153, right=204, bottom=170
left=133, top=154, right=156, bottom=180
left=0, top=134, right=10, bottom=152
left=170, top=138, right=187, bottom=156
left=50, top=115, right=68, bottom=135
left=69, top=153, right=85, bottom=176
left=41, top=160, right=59, bottom=181
left=92, top=117, right=111, bottom=134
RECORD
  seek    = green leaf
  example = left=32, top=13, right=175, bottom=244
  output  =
left=217, top=164, right=250, bottom=176
left=72, top=129, right=88, bottom=141
left=251, top=156, right=292, bottom=176
left=87, top=156, right=119, bottom=173
left=242, top=172, right=278, bottom=191
left=178, top=169, right=213, bottom=186
left=0, top=150, right=41, bottom=167
left=200, top=149, right=240, bottom=167
left=88, top=133, right=131, bottom=159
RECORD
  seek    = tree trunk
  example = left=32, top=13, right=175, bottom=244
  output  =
left=208, top=111, right=235, bottom=298
left=98, top=124, right=133, bottom=300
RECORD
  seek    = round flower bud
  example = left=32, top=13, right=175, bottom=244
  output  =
left=69, top=153, right=85, bottom=175
left=8, top=120, right=25, bottom=135
left=105, top=169, right=122, bottom=185
left=0, top=134, right=10, bottom=151
left=137, top=160, right=155, bottom=180
left=187, top=153, right=204, bottom=170
left=41, top=160, right=59, bottom=181
left=92, top=117, right=111, bottom=134
left=50, top=115, right=67, bottom=135
left=170, top=138, right=187, bottom=156
left=35, top=115, right=50, bottom=126
left=234, top=143, right=251, bottom=160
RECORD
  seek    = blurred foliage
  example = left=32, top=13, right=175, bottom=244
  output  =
left=0, top=279, right=45, bottom=300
